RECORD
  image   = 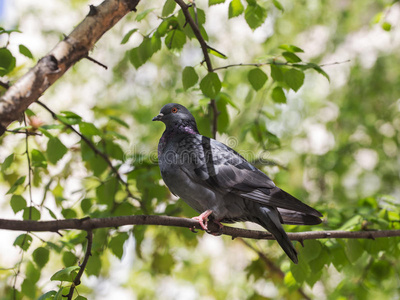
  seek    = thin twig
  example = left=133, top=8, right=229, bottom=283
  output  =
left=174, top=0, right=220, bottom=136
left=0, top=80, right=10, bottom=89
left=5, top=129, right=42, bottom=136
left=174, top=0, right=212, bottom=72
left=67, top=230, right=93, bottom=300
left=320, top=59, right=351, bottom=67
left=85, top=56, right=108, bottom=70
left=213, top=59, right=351, bottom=71
left=209, top=99, right=219, bottom=139
left=23, top=116, right=34, bottom=220
left=0, top=215, right=400, bottom=241
left=240, top=238, right=311, bottom=300
left=35, top=100, right=140, bottom=202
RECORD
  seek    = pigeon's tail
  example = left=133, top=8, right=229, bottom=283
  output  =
left=254, top=206, right=298, bottom=264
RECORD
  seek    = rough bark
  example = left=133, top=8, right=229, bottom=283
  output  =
left=0, top=0, right=140, bottom=135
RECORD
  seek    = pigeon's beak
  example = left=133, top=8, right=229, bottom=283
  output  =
left=152, top=113, right=164, bottom=121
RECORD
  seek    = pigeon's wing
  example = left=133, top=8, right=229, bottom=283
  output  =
left=179, top=135, right=322, bottom=218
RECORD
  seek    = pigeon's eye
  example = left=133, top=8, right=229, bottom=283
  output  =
left=171, top=107, right=178, bottom=113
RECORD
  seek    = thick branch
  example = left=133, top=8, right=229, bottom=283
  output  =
left=0, top=215, right=399, bottom=241
left=0, top=0, right=140, bottom=136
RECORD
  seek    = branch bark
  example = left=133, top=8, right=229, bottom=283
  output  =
left=0, top=215, right=399, bottom=241
left=0, top=0, right=140, bottom=136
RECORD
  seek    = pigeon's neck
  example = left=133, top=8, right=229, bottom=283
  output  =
left=158, top=120, right=199, bottom=154
left=166, top=119, right=199, bottom=135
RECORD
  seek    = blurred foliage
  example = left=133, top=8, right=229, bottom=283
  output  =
left=0, top=0, right=400, bottom=299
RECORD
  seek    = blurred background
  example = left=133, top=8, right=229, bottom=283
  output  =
left=0, top=0, right=399, bottom=299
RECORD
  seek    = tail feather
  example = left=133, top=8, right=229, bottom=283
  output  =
left=255, top=206, right=298, bottom=264
left=277, top=208, right=322, bottom=225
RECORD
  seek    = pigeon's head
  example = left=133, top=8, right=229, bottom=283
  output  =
left=152, top=103, right=197, bottom=129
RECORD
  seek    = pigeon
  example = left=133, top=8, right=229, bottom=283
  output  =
left=153, top=103, right=322, bottom=264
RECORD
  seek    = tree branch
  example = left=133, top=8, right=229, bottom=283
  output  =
left=0, top=215, right=399, bottom=241
left=0, top=0, right=140, bottom=136
left=36, top=100, right=140, bottom=202
left=174, top=0, right=219, bottom=138
left=67, top=230, right=93, bottom=300
left=0, top=80, right=10, bottom=89
left=174, top=0, right=212, bottom=72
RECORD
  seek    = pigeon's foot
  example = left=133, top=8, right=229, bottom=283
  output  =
left=192, top=209, right=213, bottom=231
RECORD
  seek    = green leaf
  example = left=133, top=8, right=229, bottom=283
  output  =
left=266, top=130, right=280, bottom=146
left=31, top=149, right=47, bottom=168
left=38, top=291, right=57, bottom=300
left=229, top=0, right=244, bottom=18
left=345, top=239, right=364, bottom=263
left=120, top=28, right=138, bottom=44
left=151, top=251, right=175, bottom=274
left=270, top=64, right=284, bottom=82
left=26, top=261, right=41, bottom=283
left=301, top=240, right=322, bottom=262
left=86, top=253, right=101, bottom=276
left=1, top=153, right=14, bottom=172
left=62, top=208, right=77, bottom=219
left=79, top=122, right=102, bottom=136
left=135, top=8, right=154, bottom=21
left=216, top=93, right=231, bottom=133
left=75, top=296, right=88, bottom=300
left=330, top=241, right=349, bottom=271
left=96, top=177, right=118, bottom=207
left=244, top=3, right=267, bottom=30
left=23, top=206, right=41, bottom=221
left=0, top=47, right=16, bottom=76
left=81, top=198, right=92, bottom=214
left=50, top=266, right=80, bottom=282
left=58, top=111, right=82, bottom=125
left=62, top=251, right=78, bottom=267
left=279, top=44, right=304, bottom=53
left=19, top=44, right=33, bottom=59
left=162, top=0, right=176, bottom=16
left=109, top=232, right=129, bottom=259
left=248, top=68, right=268, bottom=91
left=290, top=258, right=311, bottom=284
left=21, top=279, right=36, bottom=298
left=271, top=86, right=286, bottom=103
left=182, top=66, right=199, bottom=90
left=200, top=73, right=221, bottom=98
left=33, top=247, right=50, bottom=268
left=109, top=115, right=129, bottom=128
left=13, top=234, right=33, bottom=251
left=11, top=195, right=27, bottom=213
left=47, top=137, right=68, bottom=164
left=282, top=51, right=302, bottom=63
left=130, top=36, right=161, bottom=69
left=55, top=287, right=70, bottom=300
left=382, top=22, right=391, bottom=31
left=6, top=176, right=26, bottom=194
left=284, top=69, right=305, bottom=92
left=272, top=0, right=284, bottom=11
left=207, top=47, right=228, bottom=59
left=309, top=63, right=330, bottom=81
left=165, top=29, right=186, bottom=50
left=209, top=0, right=225, bottom=5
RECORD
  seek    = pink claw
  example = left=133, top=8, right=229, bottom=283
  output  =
left=192, top=209, right=213, bottom=230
